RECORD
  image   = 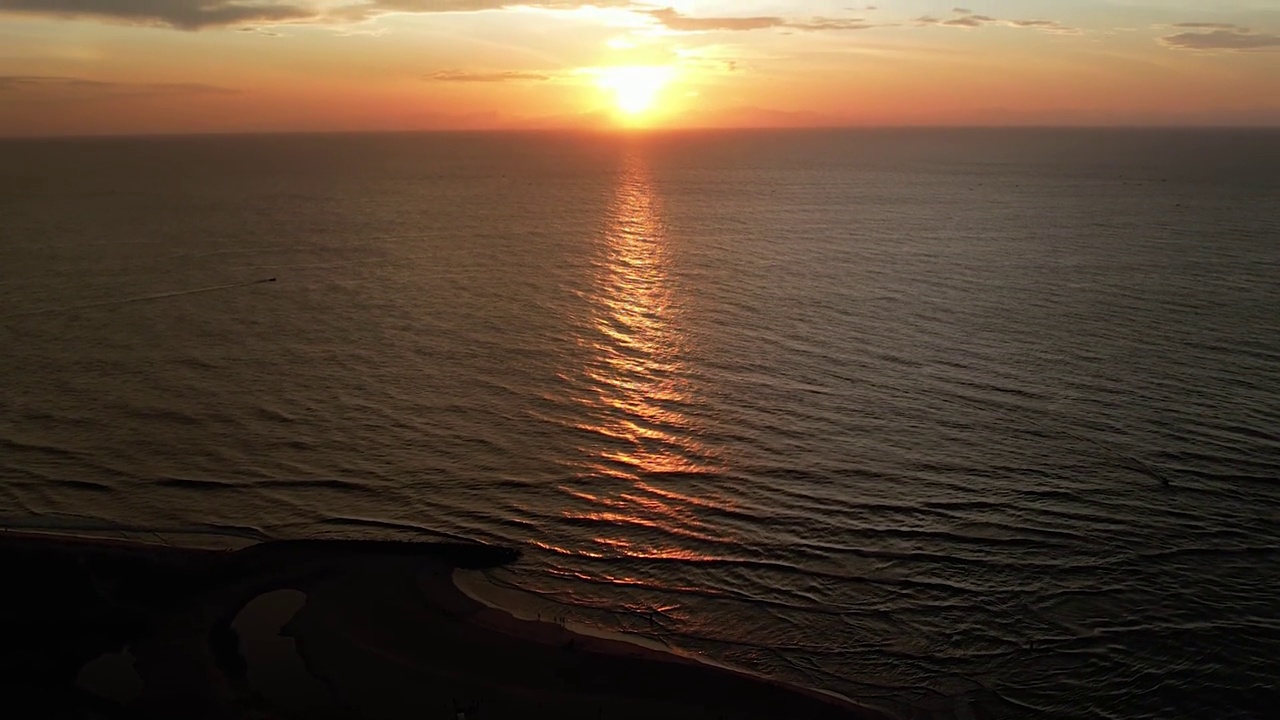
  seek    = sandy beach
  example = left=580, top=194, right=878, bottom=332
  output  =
left=0, top=531, right=888, bottom=720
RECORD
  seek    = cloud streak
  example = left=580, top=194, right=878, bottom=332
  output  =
left=0, top=0, right=314, bottom=30
left=0, top=0, right=913, bottom=35
left=0, top=75, right=237, bottom=98
left=424, top=69, right=553, bottom=82
left=0, top=0, right=628, bottom=30
left=644, top=7, right=781, bottom=32
left=916, top=9, right=1077, bottom=35
left=1160, top=24, right=1280, bottom=51
left=644, top=7, right=875, bottom=34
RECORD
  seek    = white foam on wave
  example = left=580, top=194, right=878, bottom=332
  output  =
left=452, top=569, right=884, bottom=715
left=453, top=568, right=674, bottom=654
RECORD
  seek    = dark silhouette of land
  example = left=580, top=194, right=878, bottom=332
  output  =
left=0, top=531, right=885, bottom=719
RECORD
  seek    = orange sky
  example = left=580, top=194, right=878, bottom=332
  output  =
left=1, top=1, right=1278, bottom=135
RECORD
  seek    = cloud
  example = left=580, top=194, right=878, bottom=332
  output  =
left=0, top=75, right=237, bottom=98
left=367, top=0, right=625, bottom=13
left=644, top=7, right=875, bottom=33
left=0, top=0, right=629, bottom=30
left=915, top=13, right=992, bottom=29
left=1006, top=19, right=1076, bottom=34
left=917, top=9, right=1077, bottom=34
left=424, top=69, right=553, bottom=82
left=1160, top=24, right=1280, bottom=51
left=0, top=0, right=315, bottom=30
left=1171, top=22, right=1239, bottom=30
left=788, top=17, right=876, bottom=32
left=644, top=7, right=781, bottom=32
left=0, top=0, right=878, bottom=35
left=946, top=15, right=994, bottom=28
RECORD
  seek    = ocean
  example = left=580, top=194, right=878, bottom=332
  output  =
left=1, top=128, right=1278, bottom=719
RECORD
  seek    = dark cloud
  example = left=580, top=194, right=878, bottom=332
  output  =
left=0, top=0, right=630, bottom=30
left=0, top=75, right=236, bottom=97
left=1161, top=26, right=1280, bottom=51
left=645, top=7, right=875, bottom=33
left=367, top=0, right=625, bottom=13
left=0, top=0, right=314, bottom=30
left=0, top=0, right=1049, bottom=36
left=424, top=69, right=552, bottom=82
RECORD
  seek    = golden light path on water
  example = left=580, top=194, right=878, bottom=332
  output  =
left=543, top=151, right=737, bottom=571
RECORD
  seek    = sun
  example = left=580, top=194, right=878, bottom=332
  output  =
left=594, top=66, right=676, bottom=122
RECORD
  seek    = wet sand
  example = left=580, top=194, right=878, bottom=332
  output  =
left=0, top=530, right=888, bottom=719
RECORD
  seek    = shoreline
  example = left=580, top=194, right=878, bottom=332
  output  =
left=452, top=568, right=889, bottom=717
left=0, top=530, right=890, bottom=719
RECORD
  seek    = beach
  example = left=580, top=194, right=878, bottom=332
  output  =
left=0, top=531, right=887, bottom=719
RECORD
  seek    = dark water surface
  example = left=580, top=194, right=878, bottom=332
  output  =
left=2, top=129, right=1278, bottom=719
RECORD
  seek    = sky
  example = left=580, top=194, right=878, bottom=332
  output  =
left=1, top=0, right=1278, bottom=135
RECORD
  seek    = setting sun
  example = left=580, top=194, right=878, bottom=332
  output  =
left=593, top=66, right=676, bottom=122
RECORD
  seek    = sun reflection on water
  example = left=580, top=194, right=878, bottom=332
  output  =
left=556, top=149, right=734, bottom=567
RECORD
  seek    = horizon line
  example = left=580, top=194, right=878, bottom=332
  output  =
left=4, top=124, right=1279, bottom=142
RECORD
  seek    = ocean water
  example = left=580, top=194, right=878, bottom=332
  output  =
left=1, top=128, right=1278, bottom=719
